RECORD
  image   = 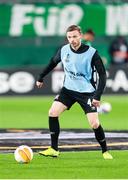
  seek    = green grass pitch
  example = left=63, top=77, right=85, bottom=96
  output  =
left=0, top=95, right=128, bottom=179
left=0, top=95, right=128, bottom=130
left=0, top=150, right=128, bottom=179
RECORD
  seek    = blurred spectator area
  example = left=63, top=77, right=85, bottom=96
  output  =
left=0, top=0, right=128, bottom=4
left=0, top=0, right=128, bottom=69
left=1, top=36, right=122, bottom=69
left=0, top=36, right=64, bottom=68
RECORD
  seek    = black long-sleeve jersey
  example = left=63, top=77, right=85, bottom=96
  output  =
left=38, top=43, right=106, bottom=100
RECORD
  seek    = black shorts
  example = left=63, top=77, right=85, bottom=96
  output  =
left=54, top=87, right=97, bottom=114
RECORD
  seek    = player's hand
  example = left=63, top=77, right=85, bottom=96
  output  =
left=36, top=81, right=44, bottom=88
left=92, top=99, right=100, bottom=107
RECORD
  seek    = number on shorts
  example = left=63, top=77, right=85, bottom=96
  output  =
left=87, top=98, right=92, bottom=106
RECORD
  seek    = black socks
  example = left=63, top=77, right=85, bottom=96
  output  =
left=93, top=125, right=107, bottom=153
left=49, top=116, right=60, bottom=151
left=49, top=117, right=107, bottom=153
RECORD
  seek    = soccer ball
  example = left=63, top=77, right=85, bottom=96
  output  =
left=98, top=102, right=112, bottom=114
left=14, top=145, right=33, bottom=163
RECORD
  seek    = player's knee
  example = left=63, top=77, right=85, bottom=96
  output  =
left=91, top=121, right=99, bottom=129
left=48, top=109, right=59, bottom=117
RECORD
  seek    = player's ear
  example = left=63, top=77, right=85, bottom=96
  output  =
left=80, top=33, right=83, bottom=39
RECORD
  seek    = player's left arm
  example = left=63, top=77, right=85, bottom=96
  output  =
left=92, top=51, right=107, bottom=104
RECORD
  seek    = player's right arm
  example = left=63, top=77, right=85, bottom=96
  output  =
left=36, top=48, right=61, bottom=88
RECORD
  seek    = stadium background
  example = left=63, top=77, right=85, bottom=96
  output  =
left=0, top=0, right=128, bottom=179
left=0, top=0, right=128, bottom=96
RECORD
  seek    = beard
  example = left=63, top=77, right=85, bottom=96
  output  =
left=71, top=41, right=81, bottom=50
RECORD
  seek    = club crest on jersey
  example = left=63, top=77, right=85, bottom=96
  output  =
left=64, top=53, right=70, bottom=62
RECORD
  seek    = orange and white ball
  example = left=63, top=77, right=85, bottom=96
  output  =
left=14, top=145, right=33, bottom=163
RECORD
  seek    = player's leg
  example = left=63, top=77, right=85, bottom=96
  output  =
left=48, top=101, right=67, bottom=151
left=87, top=112, right=113, bottom=159
left=87, top=112, right=107, bottom=152
left=39, top=87, right=75, bottom=157
left=77, top=93, right=113, bottom=159
left=39, top=101, right=67, bottom=157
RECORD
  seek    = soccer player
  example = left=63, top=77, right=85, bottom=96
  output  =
left=36, top=25, right=113, bottom=160
left=82, top=29, right=95, bottom=46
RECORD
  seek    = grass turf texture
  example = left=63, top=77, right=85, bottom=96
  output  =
left=0, top=95, right=128, bottom=130
left=0, top=150, right=128, bottom=179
